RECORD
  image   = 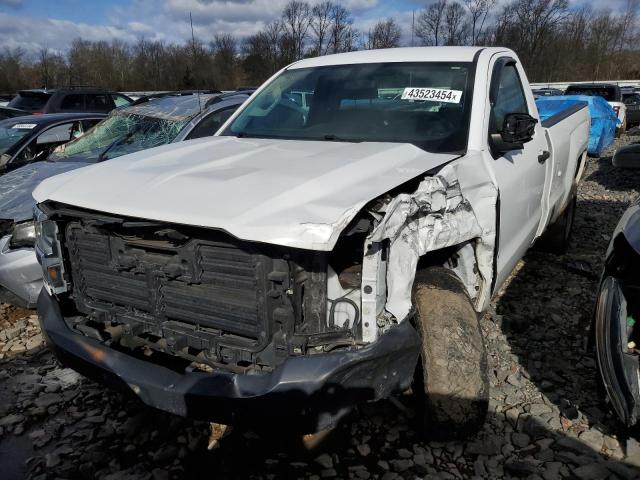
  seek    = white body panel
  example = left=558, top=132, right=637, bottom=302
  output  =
left=33, top=136, right=457, bottom=251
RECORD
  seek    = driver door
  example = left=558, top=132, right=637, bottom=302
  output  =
left=489, top=57, right=548, bottom=290
left=9, top=120, right=88, bottom=171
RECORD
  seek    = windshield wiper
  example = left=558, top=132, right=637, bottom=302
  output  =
left=98, top=132, right=134, bottom=162
left=323, top=134, right=360, bottom=142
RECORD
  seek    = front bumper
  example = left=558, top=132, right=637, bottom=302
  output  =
left=0, top=235, right=42, bottom=307
left=38, top=290, right=421, bottom=431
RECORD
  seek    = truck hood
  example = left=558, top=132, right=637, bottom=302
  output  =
left=33, top=136, right=458, bottom=250
left=0, top=161, right=90, bottom=223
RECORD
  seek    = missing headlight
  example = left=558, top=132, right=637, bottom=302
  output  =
left=34, top=206, right=67, bottom=294
left=9, top=221, right=36, bottom=248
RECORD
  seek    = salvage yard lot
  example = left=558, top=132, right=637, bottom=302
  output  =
left=0, top=132, right=639, bottom=479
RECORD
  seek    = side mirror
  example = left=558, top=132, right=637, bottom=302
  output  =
left=491, top=113, right=538, bottom=153
left=613, top=144, right=640, bottom=169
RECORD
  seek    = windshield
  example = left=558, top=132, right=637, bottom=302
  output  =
left=49, top=112, right=188, bottom=162
left=223, top=62, right=474, bottom=153
left=0, top=120, right=37, bottom=155
left=8, top=92, right=52, bottom=112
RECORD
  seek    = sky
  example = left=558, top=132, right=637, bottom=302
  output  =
left=0, top=0, right=630, bottom=56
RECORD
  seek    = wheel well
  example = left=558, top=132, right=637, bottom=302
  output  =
left=416, top=240, right=482, bottom=309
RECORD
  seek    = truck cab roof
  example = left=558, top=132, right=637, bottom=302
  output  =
left=289, top=46, right=502, bottom=69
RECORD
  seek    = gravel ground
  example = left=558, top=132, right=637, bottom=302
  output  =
left=1, top=132, right=640, bottom=480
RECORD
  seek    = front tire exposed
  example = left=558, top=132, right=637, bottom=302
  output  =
left=412, top=267, right=489, bottom=440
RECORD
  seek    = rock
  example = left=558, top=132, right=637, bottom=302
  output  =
left=605, top=461, right=640, bottom=480
left=572, top=463, right=610, bottom=480
left=390, top=459, right=412, bottom=472
left=152, top=468, right=169, bottom=480
left=45, top=453, right=60, bottom=468
left=0, top=413, right=24, bottom=426
left=5, top=326, right=23, bottom=340
left=512, top=432, right=531, bottom=448
left=578, top=430, right=604, bottom=452
left=397, top=448, right=412, bottom=459
left=356, top=444, right=371, bottom=457
left=35, top=393, right=62, bottom=408
left=466, top=435, right=503, bottom=456
left=555, top=436, right=600, bottom=456
left=26, top=334, right=43, bottom=350
left=504, top=460, right=539, bottom=477
left=527, top=403, right=553, bottom=415
left=315, top=453, right=333, bottom=469
left=523, top=416, right=549, bottom=438
left=32, top=433, right=52, bottom=448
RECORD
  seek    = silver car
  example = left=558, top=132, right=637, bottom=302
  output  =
left=0, top=91, right=250, bottom=306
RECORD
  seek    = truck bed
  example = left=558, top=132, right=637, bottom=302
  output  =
left=537, top=99, right=591, bottom=233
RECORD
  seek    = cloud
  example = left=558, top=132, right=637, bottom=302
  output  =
left=0, top=0, right=630, bottom=56
left=0, top=12, right=144, bottom=54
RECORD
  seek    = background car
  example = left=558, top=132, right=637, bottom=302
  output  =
left=0, top=113, right=105, bottom=172
left=0, top=106, right=29, bottom=120
left=532, top=87, right=564, bottom=98
left=593, top=144, right=640, bottom=427
left=7, top=87, right=133, bottom=114
left=622, top=89, right=640, bottom=127
left=0, top=90, right=250, bottom=307
left=565, top=84, right=627, bottom=135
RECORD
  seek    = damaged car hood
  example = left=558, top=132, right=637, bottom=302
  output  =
left=0, top=161, right=90, bottom=223
left=33, top=137, right=459, bottom=250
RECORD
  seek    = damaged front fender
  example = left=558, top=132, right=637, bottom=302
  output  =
left=360, top=161, right=498, bottom=342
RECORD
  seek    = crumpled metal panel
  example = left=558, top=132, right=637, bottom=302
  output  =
left=367, top=162, right=497, bottom=322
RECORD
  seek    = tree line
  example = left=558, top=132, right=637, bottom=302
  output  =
left=0, top=0, right=638, bottom=94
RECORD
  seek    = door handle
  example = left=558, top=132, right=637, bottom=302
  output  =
left=538, top=151, right=550, bottom=164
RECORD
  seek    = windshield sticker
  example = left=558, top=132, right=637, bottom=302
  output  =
left=401, top=88, right=462, bottom=103
left=12, top=123, right=37, bottom=129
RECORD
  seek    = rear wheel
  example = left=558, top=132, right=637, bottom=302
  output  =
left=412, top=267, right=489, bottom=440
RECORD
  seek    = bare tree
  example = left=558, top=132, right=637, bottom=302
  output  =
left=282, top=0, right=312, bottom=60
left=310, top=1, right=333, bottom=56
left=212, top=34, right=238, bottom=89
left=416, top=0, right=448, bottom=46
left=443, top=2, right=468, bottom=45
left=328, top=4, right=354, bottom=53
left=38, top=48, right=51, bottom=87
left=367, top=18, right=402, bottom=49
left=493, top=0, right=569, bottom=72
left=463, top=0, right=496, bottom=44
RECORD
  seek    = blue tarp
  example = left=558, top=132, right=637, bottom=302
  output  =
left=536, top=95, right=619, bottom=156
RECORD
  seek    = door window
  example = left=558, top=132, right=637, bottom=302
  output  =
left=86, top=94, right=114, bottom=111
left=60, top=94, right=85, bottom=111
left=490, top=63, right=529, bottom=134
left=187, top=107, right=237, bottom=140
left=14, top=121, right=80, bottom=164
left=112, top=94, right=132, bottom=107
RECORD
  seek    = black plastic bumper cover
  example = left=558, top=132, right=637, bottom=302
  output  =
left=594, top=276, right=639, bottom=426
left=38, top=290, right=421, bottom=430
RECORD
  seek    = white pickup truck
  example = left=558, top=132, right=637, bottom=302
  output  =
left=33, top=47, right=590, bottom=439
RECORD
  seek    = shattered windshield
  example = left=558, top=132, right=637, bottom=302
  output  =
left=48, top=112, right=188, bottom=163
left=224, top=62, right=474, bottom=153
left=0, top=120, right=36, bottom=155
